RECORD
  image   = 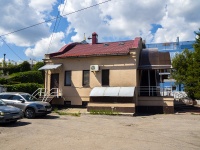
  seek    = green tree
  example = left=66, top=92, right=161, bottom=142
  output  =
left=172, top=29, right=200, bottom=100
left=192, top=30, right=200, bottom=99
left=19, top=61, right=31, bottom=72
left=32, top=61, right=44, bottom=71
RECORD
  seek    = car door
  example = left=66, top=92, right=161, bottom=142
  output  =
left=0, top=94, right=15, bottom=106
left=10, top=95, right=25, bottom=110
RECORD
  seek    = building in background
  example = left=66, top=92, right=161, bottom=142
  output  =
left=146, top=38, right=195, bottom=92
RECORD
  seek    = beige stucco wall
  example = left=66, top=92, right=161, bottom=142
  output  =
left=44, top=48, right=141, bottom=105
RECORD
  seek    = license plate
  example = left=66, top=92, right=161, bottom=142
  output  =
left=13, top=115, right=20, bottom=119
left=47, top=108, right=51, bottom=111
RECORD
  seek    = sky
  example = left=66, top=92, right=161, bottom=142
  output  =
left=0, top=0, right=199, bottom=63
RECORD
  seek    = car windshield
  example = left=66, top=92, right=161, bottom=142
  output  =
left=21, top=94, right=39, bottom=102
left=0, top=99, right=6, bottom=106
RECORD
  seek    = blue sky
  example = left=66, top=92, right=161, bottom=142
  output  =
left=0, top=0, right=199, bottom=63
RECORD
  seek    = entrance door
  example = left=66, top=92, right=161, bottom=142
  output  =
left=50, top=73, right=59, bottom=92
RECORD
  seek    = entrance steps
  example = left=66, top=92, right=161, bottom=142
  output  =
left=38, top=95, right=55, bottom=102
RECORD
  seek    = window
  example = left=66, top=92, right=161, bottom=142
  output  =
left=11, top=95, right=22, bottom=100
left=83, top=70, right=90, bottom=87
left=0, top=94, right=13, bottom=99
left=65, top=71, right=71, bottom=86
left=102, top=69, right=109, bottom=86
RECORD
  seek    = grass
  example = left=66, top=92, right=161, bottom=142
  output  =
left=89, top=110, right=119, bottom=115
left=191, top=112, right=200, bottom=115
left=53, top=107, right=81, bottom=117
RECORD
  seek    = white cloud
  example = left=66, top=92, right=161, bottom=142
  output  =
left=58, top=0, right=165, bottom=43
left=0, top=0, right=199, bottom=62
left=59, top=0, right=199, bottom=43
left=0, top=58, right=9, bottom=63
left=153, top=0, right=200, bottom=42
left=29, top=0, right=57, bottom=14
left=25, top=32, right=66, bottom=58
left=0, top=0, right=55, bottom=47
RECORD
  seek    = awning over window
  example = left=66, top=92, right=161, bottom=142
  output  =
left=90, top=87, right=135, bottom=97
left=38, top=64, right=62, bottom=70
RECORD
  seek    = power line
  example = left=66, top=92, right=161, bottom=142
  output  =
left=55, top=0, right=68, bottom=32
left=0, top=0, right=112, bottom=37
left=0, top=37, right=23, bottom=61
left=0, top=0, right=111, bottom=61
left=47, top=9, right=60, bottom=53
left=47, top=0, right=68, bottom=54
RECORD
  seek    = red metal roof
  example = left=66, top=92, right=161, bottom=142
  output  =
left=50, top=37, right=141, bottom=58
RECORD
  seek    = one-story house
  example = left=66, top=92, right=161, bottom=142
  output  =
left=39, top=32, right=174, bottom=114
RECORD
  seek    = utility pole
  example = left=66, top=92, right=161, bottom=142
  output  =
left=30, top=58, right=34, bottom=69
left=3, top=54, right=6, bottom=68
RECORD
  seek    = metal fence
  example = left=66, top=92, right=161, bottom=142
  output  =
left=138, top=86, right=188, bottom=100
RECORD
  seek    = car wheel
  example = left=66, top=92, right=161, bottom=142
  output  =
left=25, top=108, right=35, bottom=119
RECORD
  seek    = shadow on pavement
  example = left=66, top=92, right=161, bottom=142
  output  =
left=133, top=113, right=157, bottom=117
left=35, top=114, right=60, bottom=119
left=175, top=103, right=200, bottom=114
left=0, top=121, right=31, bottom=127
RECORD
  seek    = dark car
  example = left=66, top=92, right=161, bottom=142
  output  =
left=0, top=92, right=52, bottom=119
left=0, top=99, right=23, bottom=123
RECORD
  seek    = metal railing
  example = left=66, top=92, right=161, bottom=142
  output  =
left=138, top=86, right=173, bottom=97
left=32, top=88, right=62, bottom=101
left=138, top=86, right=188, bottom=99
left=32, top=88, right=47, bottom=98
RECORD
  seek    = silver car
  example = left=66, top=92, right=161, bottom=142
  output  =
left=0, top=92, right=52, bottom=119
left=0, top=99, right=23, bottom=123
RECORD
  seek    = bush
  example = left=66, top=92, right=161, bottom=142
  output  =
left=19, top=61, right=31, bottom=72
left=6, top=83, right=43, bottom=94
left=0, top=66, right=17, bottom=75
left=4, top=65, right=21, bottom=75
left=32, top=62, right=44, bottom=71
left=9, top=71, right=44, bottom=84
left=0, top=78, right=8, bottom=84
left=0, top=61, right=31, bottom=75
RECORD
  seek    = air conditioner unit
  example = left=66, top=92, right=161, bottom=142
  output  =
left=90, top=65, right=99, bottom=71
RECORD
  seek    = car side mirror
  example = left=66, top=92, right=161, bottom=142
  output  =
left=20, top=99, right=25, bottom=103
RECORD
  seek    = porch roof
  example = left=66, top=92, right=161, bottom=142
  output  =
left=38, top=64, right=62, bottom=70
left=90, top=87, right=135, bottom=97
left=138, top=48, right=171, bottom=69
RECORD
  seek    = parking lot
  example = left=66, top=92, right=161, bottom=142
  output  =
left=0, top=113, right=200, bottom=150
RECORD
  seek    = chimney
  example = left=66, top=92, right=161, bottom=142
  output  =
left=92, top=32, right=98, bottom=44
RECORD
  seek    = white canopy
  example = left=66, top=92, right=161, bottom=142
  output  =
left=90, top=87, right=135, bottom=97
left=38, top=64, right=62, bottom=70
